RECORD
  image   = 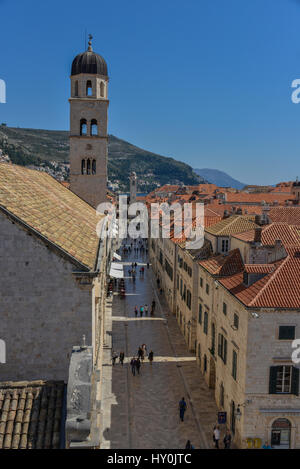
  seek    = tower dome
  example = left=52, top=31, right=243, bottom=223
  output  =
left=71, top=35, right=108, bottom=77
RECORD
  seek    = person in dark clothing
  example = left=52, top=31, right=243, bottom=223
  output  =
left=136, top=358, right=141, bottom=374
left=223, top=430, right=232, bottom=449
left=185, top=440, right=194, bottom=449
left=119, top=351, right=125, bottom=366
left=179, top=397, right=187, bottom=422
left=138, top=347, right=143, bottom=360
left=152, top=300, right=156, bottom=312
left=147, top=262, right=150, bottom=269
left=112, top=352, right=118, bottom=366
left=148, top=350, right=154, bottom=364
left=130, top=357, right=136, bottom=376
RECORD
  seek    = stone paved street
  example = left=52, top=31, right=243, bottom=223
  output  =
left=99, top=241, right=219, bottom=449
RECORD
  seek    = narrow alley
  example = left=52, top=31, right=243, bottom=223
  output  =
left=99, top=239, right=218, bottom=449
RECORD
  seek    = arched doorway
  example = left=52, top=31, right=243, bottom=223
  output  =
left=271, top=419, right=291, bottom=449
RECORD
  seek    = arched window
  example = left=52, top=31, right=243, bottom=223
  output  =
left=90, top=119, right=98, bottom=136
left=86, top=158, right=91, bottom=175
left=100, top=81, right=105, bottom=97
left=92, top=159, right=96, bottom=174
left=74, top=81, right=79, bottom=97
left=80, top=119, right=87, bottom=136
left=81, top=159, right=86, bottom=175
left=86, top=80, right=92, bottom=96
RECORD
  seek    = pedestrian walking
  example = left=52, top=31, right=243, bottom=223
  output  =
left=148, top=350, right=154, bottom=364
left=112, top=351, right=118, bottom=366
left=223, top=429, right=232, bottom=449
left=185, top=440, right=194, bottom=449
left=147, top=262, right=150, bottom=269
left=119, top=351, right=125, bottom=366
left=141, top=344, right=147, bottom=360
left=136, top=358, right=141, bottom=375
left=144, top=304, right=148, bottom=315
left=179, top=397, right=187, bottom=422
left=134, top=305, right=138, bottom=317
left=213, top=425, right=220, bottom=449
left=152, top=299, right=156, bottom=312
left=130, top=357, right=136, bottom=376
left=140, top=306, right=144, bottom=317
left=138, top=346, right=143, bottom=360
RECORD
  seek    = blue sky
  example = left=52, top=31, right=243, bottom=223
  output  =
left=0, top=0, right=300, bottom=185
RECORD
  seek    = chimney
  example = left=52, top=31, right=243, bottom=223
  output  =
left=254, top=227, right=262, bottom=243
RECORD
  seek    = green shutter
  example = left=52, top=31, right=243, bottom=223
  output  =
left=292, top=367, right=299, bottom=396
left=269, top=366, right=278, bottom=394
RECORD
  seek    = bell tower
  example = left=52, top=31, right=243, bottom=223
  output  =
left=69, top=35, right=108, bottom=208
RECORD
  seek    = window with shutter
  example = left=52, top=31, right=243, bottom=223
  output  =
left=292, top=367, right=299, bottom=396
left=269, top=366, right=279, bottom=394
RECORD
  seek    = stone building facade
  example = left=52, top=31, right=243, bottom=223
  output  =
left=0, top=163, right=113, bottom=383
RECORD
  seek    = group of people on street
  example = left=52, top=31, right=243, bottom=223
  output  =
left=130, top=347, right=154, bottom=375
left=134, top=300, right=156, bottom=317
left=213, top=425, right=232, bottom=449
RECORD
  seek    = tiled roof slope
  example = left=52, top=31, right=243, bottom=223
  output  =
left=219, top=224, right=300, bottom=308
left=269, top=207, right=300, bottom=225
left=205, top=215, right=258, bottom=236
left=232, top=223, right=300, bottom=248
left=0, top=163, right=103, bottom=270
left=225, top=192, right=295, bottom=204
left=0, top=380, right=65, bottom=449
left=199, top=249, right=244, bottom=276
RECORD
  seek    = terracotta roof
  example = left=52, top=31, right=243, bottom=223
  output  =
left=0, top=380, right=65, bottom=449
left=199, top=249, right=244, bottom=276
left=205, top=215, right=258, bottom=236
left=0, top=163, right=104, bottom=270
left=232, top=223, right=300, bottom=248
left=219, top=224, right=300, bottom=308
left=225, top=192, right=295, bottom=204
left=269, top=207, right=300, bottom=225
left=244, top=264, right=276, bottom=274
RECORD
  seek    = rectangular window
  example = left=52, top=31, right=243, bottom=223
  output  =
left=187, top=290, right=192, bottom=309
left=165, top=259, right=173, bottom=280
left=198, top=304, right=202, bottom=324
left=206, top=283, right=209, bottom=295
left=232, top=350, right=237, bottom=380
left=200, top=277, right=203, bottom=288
left=221, top=239, right=229, bottom=253
left=204, top=312, right=208, bottom=335
left=233, top=313, right=239, bottom=330
left=223, top=302, right=227, bottom=316
left=269, top=366, right=299, bottom=395
left=218, top=333, right=227, bottom=364
left=279, top=326, right=295, bottom=340
left=177, top=275, right=179, bottom=290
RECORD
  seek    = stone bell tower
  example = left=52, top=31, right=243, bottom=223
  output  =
left=130, top=171, right=137, bottom=203
left=69, top=35, right=108, bottom=208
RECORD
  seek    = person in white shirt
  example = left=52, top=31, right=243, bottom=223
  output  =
left=213, top=425, right=220, bottom=449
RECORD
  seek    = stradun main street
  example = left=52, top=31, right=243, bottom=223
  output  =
left=99, top=238, right=218, bottom=449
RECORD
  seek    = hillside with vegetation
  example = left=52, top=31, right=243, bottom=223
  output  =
left=0, top=125, right=203, bottom=192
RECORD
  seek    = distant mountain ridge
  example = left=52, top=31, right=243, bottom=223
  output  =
left=0, top=126, right=204, bottom=192
left=194, top=168, right=246, bottom=190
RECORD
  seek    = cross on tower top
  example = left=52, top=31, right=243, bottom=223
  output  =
left=88, top=34, right=93, bottom=51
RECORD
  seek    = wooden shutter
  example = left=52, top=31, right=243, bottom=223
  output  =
left=269, top=366, right=278, bottom=394
left=292, top=367, right=299, bottom=396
